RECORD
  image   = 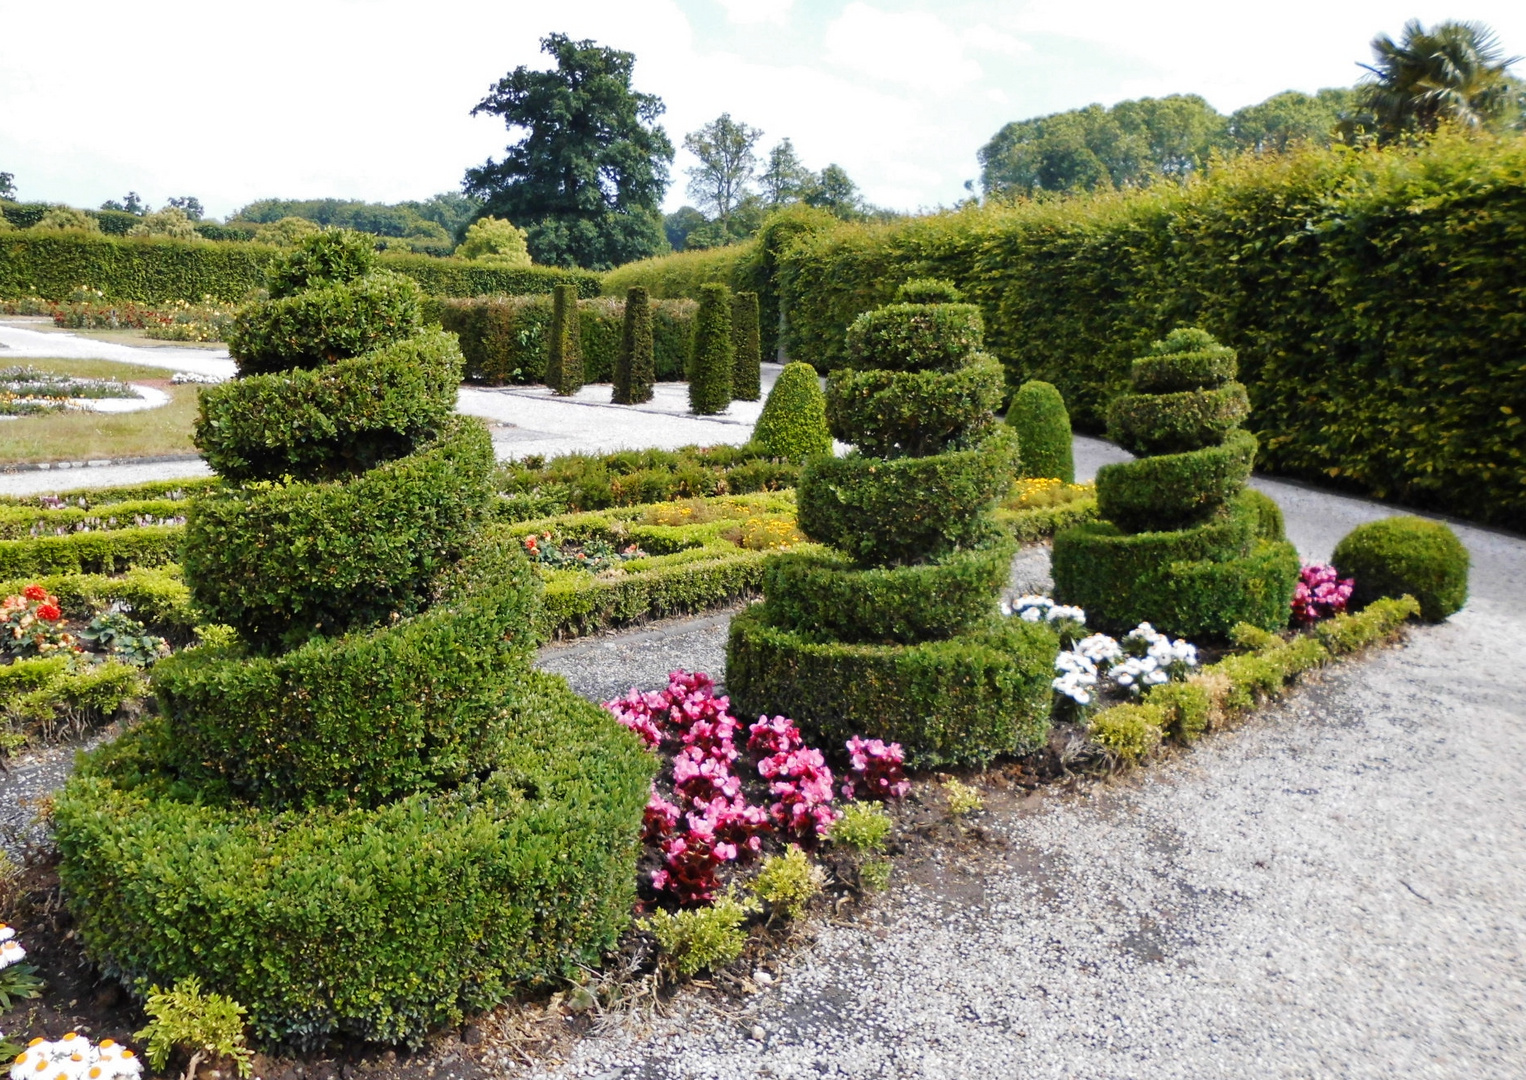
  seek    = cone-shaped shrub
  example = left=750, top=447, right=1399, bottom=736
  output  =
left=546, top=283, right=584, bottom=395
left=729, top=280, right=1055, bottom=767
left=1053, top=327, right=1299, bottom=638
left=54, top=231, right=652, bottom=1048
left=612, top=286, right=654, bottom=404
left=1007, top=380, right=1074, bottom=483
left=731, top=290, right=762, bottom=401
left=689, top=283, right=733, bottom=414
left=751, top=361, right=831, bottom=462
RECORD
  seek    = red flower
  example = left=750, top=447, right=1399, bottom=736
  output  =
left=35, top=603, right=62, bottom=622
left=22, top=585, right=47, bottom=602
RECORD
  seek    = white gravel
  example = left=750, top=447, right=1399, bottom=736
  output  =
left=0, top=320, right=237, bottom=380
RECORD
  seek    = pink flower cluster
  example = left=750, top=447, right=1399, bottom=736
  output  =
left=841, top=736, right=910, bottom=800
left=606, top=672, right=902, bottom=906
left=1292, top=563, right=1355, bottom=624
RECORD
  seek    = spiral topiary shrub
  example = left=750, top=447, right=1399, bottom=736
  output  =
left=1332, top=515, right=1469, bottom=622
left=54, top=230, right=654, bottom=1049
left=1006, top=379, right=1074, bottom=483
left=728, top=281, right=1054, bottom=766
left=751, top=361, right=831, bottom=462
left=1053, top=327, right=1299, bottom=638
left=689, top=283, right=734, bottom=415
left=731, top=290, right=761, bottom=402
left=612, top=286, right=654, bottom=404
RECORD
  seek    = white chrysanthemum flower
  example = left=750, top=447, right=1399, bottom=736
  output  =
left=0, top=939, right=25, bottom=968
left=0, top=924, right=15, bottom=942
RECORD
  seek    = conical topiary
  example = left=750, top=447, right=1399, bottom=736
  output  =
left=750, top=361, right=831, bottom=461
left=689, top=282, right=733, bottom=414
left=52, top=231, right=652, bottom=1048
left=1052, top=327, right=1300, bottom=638
left=727, top=281, right=1057, bottom=767
left=546, top=283, right=583, bottom=395
left=731, top=290, right=762, bottom=401
left=613, top=286, right=653, bottom=404
left=1007, top=379, right=1074, bottom=483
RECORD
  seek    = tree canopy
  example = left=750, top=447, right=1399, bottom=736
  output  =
left=1358, top=19, right=1520, bottom=138
left=464, top=33, right=674, bottom=270
left=684, top=113, right=764, bottom=224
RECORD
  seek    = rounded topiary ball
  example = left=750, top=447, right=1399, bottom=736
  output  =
left=1332, top=515, right=1469, bottom=622
left=1006, top=379, right=1074, bottom=483
left=752, top=361, right=831, bottom=461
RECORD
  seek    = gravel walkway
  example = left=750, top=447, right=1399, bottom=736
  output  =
left=527, top=444, right=1526, bottom=1079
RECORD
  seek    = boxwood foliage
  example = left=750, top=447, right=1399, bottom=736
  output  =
left=435, top=294, right=694, bottom=386
left=0, top=526, right=182, bottom=578
left=54, top=669, right=653, bottom=1049
left=1332, top=515, right=1469, bottom=622
left=825, top=356, right=1003, bottom=458
left=774, top=134, right=1526, bottom=530
left=228, top=271, right=424, bottom=375
left=843, top=304, right=984, bottom=372
left=1106, top=383, right=1251, bottom=457
left=751, top=362, right=832, bottom=462
left=195, top=328, right=464, bottom=482
left=545, top=283, right=583, bottom=395
left=1006, top=380, right=1074, bottom=483
left=184, top=418, right=494, bottom=650
left=689, top=283, right=734, bottom=415
left=155, top=537, right=543, bottom=809
left=727, top=607, right=1057, bottom=767
left=612, top=286, right=654, bottom=404
left=1094, top=429, right=1257, bottom=533
left=0, top=230, right=596, bottom=303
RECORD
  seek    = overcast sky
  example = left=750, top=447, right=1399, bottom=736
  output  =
left=3, top=1, right=1524, bottom=220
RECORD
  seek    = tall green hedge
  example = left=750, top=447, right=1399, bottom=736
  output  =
left=688, top=283, right=734, bottom=415
left=436, top=294, right=695, bottom=385
left=775, top=134, right=1526, bottom=530
left=0, top=232, right=597, bottom=302
left=546, top=284, right=584, bottom=395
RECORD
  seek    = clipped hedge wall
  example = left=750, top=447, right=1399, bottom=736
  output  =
left=0, top=232, right=597, bottom=303
left=776, top=134, right=1526, bottom=530
left=436, top=294, right=696, bottom=385
left=0, top=525, right=182, bottom=578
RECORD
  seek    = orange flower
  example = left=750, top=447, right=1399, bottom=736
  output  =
left=36, top=603, right=62, bottom=622
left=22, top=584, right=46, bottom=602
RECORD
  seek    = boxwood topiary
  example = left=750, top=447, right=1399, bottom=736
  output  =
left=688, top=283, right=734, bottom=414
left=1332, top=515, right=1469, bottom=622
left=731, top=290, right=762, bottom=402
left=546, top=283, right=584, bottom=395
left=893, top=277, right=963, bottom=305
left=612, top=286, right=654, bottom=404
left=229, top=271, right=424, bottom=376
left=751, top=361, right=831, bottom=461
left=1006, top=379, right=1074, bottom=483
left=731, top=286, right=1055, bottom=761
left=195, top=328, right=464, bottom=482
left=1240, top=487, right=1286, bottom=542
left=1054, top=327, right=1297, bottom=638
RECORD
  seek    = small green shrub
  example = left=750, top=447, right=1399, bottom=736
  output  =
left=750, top=846, right=824, bottom=920
left=1007, top=380, right=1074, bottom=483
left=688, top=283, right=734, bottom=415
left=135, top=977, right=253, bottom=1079
left=731, top=290, right=761, bottom=402
left=752, top=362, right=831, bottom=462
left=546, top=283, right=584, bottom=395
left=1143, top=680, right=1211, bottom=744
left=642, top=892, right=756, bottom=978
left=828, top=801, right=892, bottom=853
left=1089, top=704, right=1165, bottom=762
left=942, top=778, right=984, bottom=817
left=612, top=286, right=654, bottom=404
left=1314, top=594, right=1421, bottom=653
left=1332, top=516, right=1469, bottom=622
left=858, top=858, right=892, bottom=892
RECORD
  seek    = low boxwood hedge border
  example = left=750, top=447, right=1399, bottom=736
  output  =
left=0, top=525, right=182, bottom=578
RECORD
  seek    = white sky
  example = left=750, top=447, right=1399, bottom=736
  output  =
left=2, top=1, right=1523, bottom=220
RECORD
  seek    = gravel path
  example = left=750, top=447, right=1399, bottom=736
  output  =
left=526, top=444, right=1526, bottom=1079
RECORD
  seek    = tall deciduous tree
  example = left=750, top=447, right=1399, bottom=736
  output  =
left=760, top=139, right=814, bottom=204
left=684, top=113, right=764, bottom=224
left=465, top=34, right=674, bottom=270
left=1229, top=89, right=1358, bottom=153
left=1358, top=19, right=1519, bottom=139
left=1, top=172, right=17, bottom=200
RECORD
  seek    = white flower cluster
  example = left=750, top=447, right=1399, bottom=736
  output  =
left=1052, top=623, right=1198, bottom=706
left=0, top=925, right=23, bottom=970
left=10, top=1035, right=141, bottom=1080
left=169, top=371, right=224, bottom=385
left=1001, top=594, right=1087, bottom=624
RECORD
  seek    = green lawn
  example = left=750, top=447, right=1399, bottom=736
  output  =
left=0, top=357, right=201, bottom=463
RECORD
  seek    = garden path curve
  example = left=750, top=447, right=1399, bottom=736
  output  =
left=535, top=438, right=1526, bottom=1080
